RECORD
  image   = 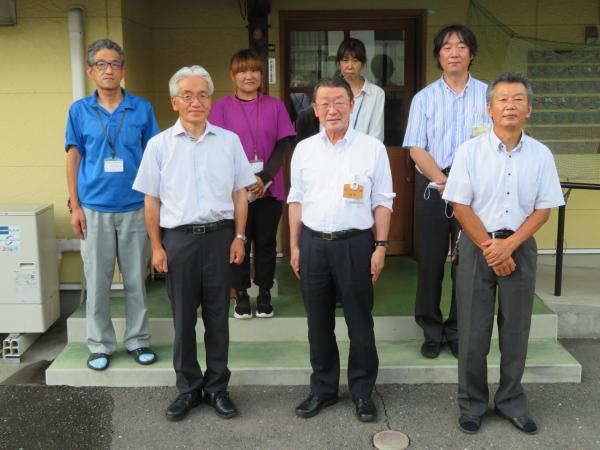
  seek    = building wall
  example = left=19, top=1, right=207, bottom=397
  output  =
left=0, top=0, right=597, bottom=283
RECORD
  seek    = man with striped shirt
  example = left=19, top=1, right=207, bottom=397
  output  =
left=403, top=25, right=491, bottom=359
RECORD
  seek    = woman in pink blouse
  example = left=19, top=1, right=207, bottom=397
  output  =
left=210, top=49, right=296, bottom=319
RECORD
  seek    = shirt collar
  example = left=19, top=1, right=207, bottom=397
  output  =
left=318, top=125, right=356, bottom=146
left=354, top=79, right=373, bottom=98
left=439, top=74, right=472, bottom=97
left=489, top=127, right=525, bottom=153
left=173, top=119, right=217, bottom=141
left=86, top=88, right=134, bottom=110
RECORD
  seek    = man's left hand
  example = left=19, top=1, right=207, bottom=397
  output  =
left=230, top=238, right=245, bottom=264
left=371, top=246, right=386, bottom=284
left=481, top=238, right=516, bottom=267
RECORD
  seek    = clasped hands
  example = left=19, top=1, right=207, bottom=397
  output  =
left=480, top=237, right=517, bottom=277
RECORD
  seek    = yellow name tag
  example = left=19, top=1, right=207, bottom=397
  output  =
left=343, top=183, right=364, bottom=200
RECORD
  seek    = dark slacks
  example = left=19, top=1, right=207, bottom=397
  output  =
left=456, top=234, right=537, bottom=418
left=414, top=171, right=460, bottom=343
left=231, top=197, right=282, bottom=291
left=162, top=227, right=232, bottom=395
left=299, top=228, right=378, bottom=401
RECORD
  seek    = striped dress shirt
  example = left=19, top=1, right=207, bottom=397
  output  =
left=403, top=75, right=491, bottom=171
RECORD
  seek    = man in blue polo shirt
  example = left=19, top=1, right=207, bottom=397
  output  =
left=65, top=39, right=160, bottom=371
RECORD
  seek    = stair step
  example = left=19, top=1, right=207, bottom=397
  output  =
left=528, top=64, right=600, bottom=78
left=65, top=313, right=559, bottom=343
left=526, top=125, right=600, bottom=141
left=529, top=110, right=600, bottom=125
left=45, top=339, right=581, bottom=387
left=533, top=95, right=600, bottom=111
left=528, top=50, right=600, bottom=64
left=531, top=80, right=600, bottom=94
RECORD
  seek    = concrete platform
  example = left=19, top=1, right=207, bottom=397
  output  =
left=65, top=313, right=559, bottom=343
left=45, top=339, right=581, bottom=387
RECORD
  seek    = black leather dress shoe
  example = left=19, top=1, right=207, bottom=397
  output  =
left=166, top=390, right=201, bottom=421
left=354, top=397, right=377, bottom=422
left=204, top=391, right=238, bottom=419
left=458, top=414, right=481, bottom=434
left=295, top=393, right=338, bottom=418
left=448, top=340, right=459, bottom=358
left=421, top=340, right=441, bottom=358
left=495, top=407, right=538, bottom=434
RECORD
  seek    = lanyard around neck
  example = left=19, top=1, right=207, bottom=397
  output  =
left=94, top=108, right=127, bottom=159
left=353, top=94, right=365, bottom=129
left=235, top=94, right=260, bottom=160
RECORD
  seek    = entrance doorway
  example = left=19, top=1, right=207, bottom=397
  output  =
left=279, top=10, right=426, bottom=255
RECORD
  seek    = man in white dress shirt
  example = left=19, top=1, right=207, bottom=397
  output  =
left=133, top=65, right=256, bottom=422
left=443, top=72, right=564, bottom=435
left=288, top=77, right=395, bottom=422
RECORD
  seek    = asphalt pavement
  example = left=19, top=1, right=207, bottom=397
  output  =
left=1, top=339, right=599, bottom=450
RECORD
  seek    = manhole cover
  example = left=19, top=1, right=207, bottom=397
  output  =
left=373, top=430, right=410, bottom=450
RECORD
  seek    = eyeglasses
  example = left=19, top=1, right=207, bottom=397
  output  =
left=91, top=60, right=123, bottom=71
left=316, top=101, right=350, bottom=111
left=174, top=93, right=211, bottom=103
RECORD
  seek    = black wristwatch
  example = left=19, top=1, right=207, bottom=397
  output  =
left=374, top=240, right=389, bottom=248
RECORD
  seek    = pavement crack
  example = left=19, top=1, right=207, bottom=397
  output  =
left=374, top=385, right=391, bottom=430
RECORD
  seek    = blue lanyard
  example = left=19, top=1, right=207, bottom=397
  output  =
left=353, top=95, right=365, bottom=129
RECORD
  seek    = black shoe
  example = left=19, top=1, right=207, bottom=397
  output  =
left=256, top=289, right=274, bottom=318
left=458, top=414, right=481, bottom=434
left=354, top=397, right=377, bottom=422
left=233, top=290, right=252, bottom=319
left=495, top=407, right=538, bottom=434
left=295, top=393, right=338, bottom=418
left=166, top=390, right=201, bottom=421
left=448, top=340, right=459, bottom=359
left=204, top=391, right=238, bottom=419
left=421, top=340, right=441, bottom=358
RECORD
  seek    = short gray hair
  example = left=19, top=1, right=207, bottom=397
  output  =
left=486, top=71, right=533, bottom=106
left=168, top=65, right=215, bottom=96
left=312, top=77, right=353, bottom=103
left=87, top=39, right=125, bottom=66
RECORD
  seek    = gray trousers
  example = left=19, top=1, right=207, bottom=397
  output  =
left=456, top=234, right=537, bottom=418
left=81, top=207, right=151, bottom=354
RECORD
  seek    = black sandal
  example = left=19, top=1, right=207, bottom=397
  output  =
left=128, top=347, right=158, bottom=365
left=87, top=353, right=111, bottom=371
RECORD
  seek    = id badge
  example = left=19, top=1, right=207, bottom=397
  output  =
left=250, top=158, right=264, bottom=174
left=104, top=157, right=124, bottom=173
left=343, top=182, right=364, bottom=200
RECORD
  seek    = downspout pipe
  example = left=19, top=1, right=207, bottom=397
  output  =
left=68, top=6, right=86, bottom=100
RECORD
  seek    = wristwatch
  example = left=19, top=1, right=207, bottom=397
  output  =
left=235, top=233, right=247, bottom=243
left=374, top=240, right=389, bottom=248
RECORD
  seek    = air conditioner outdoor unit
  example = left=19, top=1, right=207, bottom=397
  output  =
left=0, top=204, right=59, bottom=332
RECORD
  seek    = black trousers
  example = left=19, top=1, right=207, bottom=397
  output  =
left=299, top=229, right=378, bottom=401
left=456, top=234, right=537, bottom=418
left=231, top=197, right=282, bottom=291
left=414, top=172, right=460, bottom=343
left=162, top=227, right=232, bottom=395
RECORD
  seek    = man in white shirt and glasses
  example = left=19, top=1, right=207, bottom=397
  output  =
left=288, top=77, right=395, bottom=422
left=133, top=65, right=255, bottom=422
left=443, top=72, right=564, bottom=435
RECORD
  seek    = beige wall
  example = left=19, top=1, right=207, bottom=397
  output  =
left=0, top=0, right=597, bottom=283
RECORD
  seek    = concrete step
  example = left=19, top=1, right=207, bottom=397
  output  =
left=65, top=313, right=559, bottom=343
left=537, top=141, right=598, bottom=154
left=528, top=64, right=600, bottom=79
left=526, top=125, right=600, bottom=141
left=531, top=80, right=600, bottom=95
left=45, top=339, right=581, bottom=387
left=529, top=110, right=600, bottom=125
left=533, top=95, right=600, bottom=111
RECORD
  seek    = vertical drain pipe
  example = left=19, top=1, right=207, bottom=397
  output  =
left=68, top=6, right=86, bottom=100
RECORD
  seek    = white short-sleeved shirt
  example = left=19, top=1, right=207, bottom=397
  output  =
left=443, top=129, right=565, bottom=232
left=133, top=120, right=256, bottom=228
left=351, top=79, right=386, bottom=143
left=287, top=127, right=395, bottom=232
left=403, top=75, right=490, bottom=171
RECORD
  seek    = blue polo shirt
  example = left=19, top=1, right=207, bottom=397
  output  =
left=65, top=89, right=160, bottom=212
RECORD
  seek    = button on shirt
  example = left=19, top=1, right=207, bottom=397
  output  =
left=132, top=120, right=256, bottom=228
left=403, top=75, right=490, bottom=171
left=287, top=128, right=395, bottom=232
left=443, top=129, right=565, bottom=232
left=64, top=89, right=160, bottom=212
left=350, top=79, right=386, bottom=143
